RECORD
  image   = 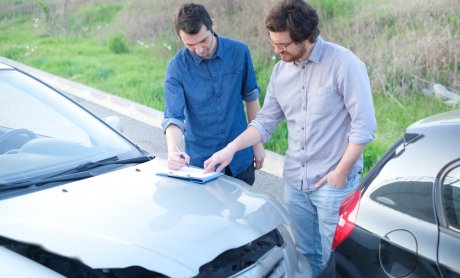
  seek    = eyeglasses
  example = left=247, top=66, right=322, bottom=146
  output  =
left=265, top=36, right=294, bottom=50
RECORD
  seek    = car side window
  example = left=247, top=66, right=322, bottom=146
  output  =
left=442, top=165, right=460, bottom=231
left=370, top=179, right=435, bottom=224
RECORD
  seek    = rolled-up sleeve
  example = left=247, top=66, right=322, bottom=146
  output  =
left=161, top=118, right=186, bottom=133
left=244, top=86, right=260, bottom=102
left=241, top=46, right=260, bottom=102
left=162, top=59, right=186, bottom=134
left=342, top=56, right=377, bottom=145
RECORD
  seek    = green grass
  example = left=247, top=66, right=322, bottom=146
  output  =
left=1, top=0, right=458, bottom=177
left=0, top=16, right=170, bottom=111
left=70, top=3, right=122, bottom=28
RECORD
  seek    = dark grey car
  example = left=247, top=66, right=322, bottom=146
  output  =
left=331, top=110, right=460, bottom=277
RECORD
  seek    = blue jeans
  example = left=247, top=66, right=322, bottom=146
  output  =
left=284, top=173, right=360, bottom=277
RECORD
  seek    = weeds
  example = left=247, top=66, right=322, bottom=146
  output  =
left=108, top=33, right=129, bottom=54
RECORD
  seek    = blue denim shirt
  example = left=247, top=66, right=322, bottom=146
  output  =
left=162, top=34, right=260, bottom=176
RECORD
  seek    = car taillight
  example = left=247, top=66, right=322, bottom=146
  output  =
left=331, top=189, right=361, bottom=250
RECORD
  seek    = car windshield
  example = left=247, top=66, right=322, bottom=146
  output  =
left=0, top=68, right=146, bottom=184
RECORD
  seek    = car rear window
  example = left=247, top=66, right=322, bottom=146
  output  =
left=370, top=179, right=435, bottom=224
left=442, top=165, right=460, bottom=231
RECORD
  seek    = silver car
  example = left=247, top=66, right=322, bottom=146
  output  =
left=0, top=61, right=311, bottom=277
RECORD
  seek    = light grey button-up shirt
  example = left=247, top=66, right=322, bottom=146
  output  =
left=251, top=36, right=377, bottom=191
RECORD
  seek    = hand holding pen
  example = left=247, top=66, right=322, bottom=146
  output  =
left=175, top=145, right=190, bottom=168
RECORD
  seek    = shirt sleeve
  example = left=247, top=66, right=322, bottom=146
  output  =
left=250, top=65, right=286, bottom=143
left=161, top=58, right=186, bottom=133
left=241, top=46, right=260, bottom=102
left=340, top=54, right=377, bottom=145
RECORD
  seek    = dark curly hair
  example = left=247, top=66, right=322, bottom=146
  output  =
left=265, top=0, right=320, bottom=43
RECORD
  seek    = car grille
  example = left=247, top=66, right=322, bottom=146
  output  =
left=195, top=229, right=285, bottom=278
left=0, top=229, right=288, bottom=278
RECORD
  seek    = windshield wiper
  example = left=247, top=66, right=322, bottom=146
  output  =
left=0, top=171, right=95, bottom=192
left=74, top=155, right=154, bottom=172
left=0, top=155, right=154, bottom=192
left=45, top=154, right=154, bottom=178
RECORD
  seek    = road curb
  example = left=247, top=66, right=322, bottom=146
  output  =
left=1, top=56, right=285, bottom=177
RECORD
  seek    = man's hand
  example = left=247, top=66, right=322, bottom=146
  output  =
left=315, top=143, right=365, bottom=188
left=165, top=124, right=189, bottom=170
left=253, top=143, right=265, bottom=170
left=204, top=145, right=237, bottom=173
left=168, top=150, right=190, bottom=170
left=315, top=169, right=347, bottom=189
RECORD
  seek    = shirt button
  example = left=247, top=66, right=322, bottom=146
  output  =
left=302, top=127, right=305, bottom=130
left=302, top=86, right=305, bottom=89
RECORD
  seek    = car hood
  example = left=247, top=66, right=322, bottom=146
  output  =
left=0, top=159, right=287, bottom=277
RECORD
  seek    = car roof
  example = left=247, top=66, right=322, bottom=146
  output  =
left=407, top=109, right=460, bottom=134
left=398, top=109, right=460, bottom=178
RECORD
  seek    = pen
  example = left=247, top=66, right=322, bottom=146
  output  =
left=176, top=145, right=189, bottom=167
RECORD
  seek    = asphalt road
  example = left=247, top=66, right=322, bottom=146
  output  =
left=72, top=95, right=286, bottom=204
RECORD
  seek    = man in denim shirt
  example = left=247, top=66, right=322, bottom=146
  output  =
left=161, top=3, right=264, bottom=185
left=204, top=0, right=377, bottom=275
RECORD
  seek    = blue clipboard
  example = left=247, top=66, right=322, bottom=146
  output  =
left=156, top=167, right=224, bottom=184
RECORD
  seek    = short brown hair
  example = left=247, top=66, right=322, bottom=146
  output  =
left=174, top=3, right=213, bottom=36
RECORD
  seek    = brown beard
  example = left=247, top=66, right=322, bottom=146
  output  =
left=279, top=44, right=308, bottom=63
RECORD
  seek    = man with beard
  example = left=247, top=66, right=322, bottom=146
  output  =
left=162, top=3, right=265, bottom=185
left=204, top=0, right=377, bottom=275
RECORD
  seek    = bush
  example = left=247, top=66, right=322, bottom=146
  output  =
left=108, top=33, right=129, bottom=54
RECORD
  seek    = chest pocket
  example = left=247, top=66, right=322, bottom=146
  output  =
left=308, top=86, right=338, bottom=115
left=219, top=68, right=243, bottom=95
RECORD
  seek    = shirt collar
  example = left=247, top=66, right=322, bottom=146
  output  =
left=189, top=33, right=222, bottom=65
left=294, top=35, right=324, bottom=66
left=308, top=35, right=323, bottom=63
